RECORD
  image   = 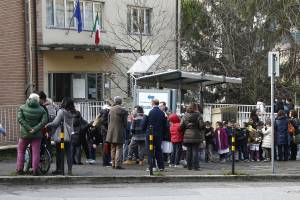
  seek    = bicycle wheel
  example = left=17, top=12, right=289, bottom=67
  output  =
left=23, top=146, right=31, bottom=173
left=39, top=147, right=51, bottom=175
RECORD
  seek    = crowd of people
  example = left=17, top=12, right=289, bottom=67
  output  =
left=14, top=93, right=300, bottom=175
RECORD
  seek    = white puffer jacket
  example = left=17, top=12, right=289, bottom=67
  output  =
left=262, top=126, right=272, bottom=148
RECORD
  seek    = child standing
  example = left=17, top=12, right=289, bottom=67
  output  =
left=236, top=122, right=249, bottom=161
left=215, top=121, right=229, bottom=162
left=262, top=119, right=272, bottom=161
left=204, top=121, right=214, bottom=162
left=248, top=121, right=263, bottom=161
left=169, top=113, right=183, bottom=167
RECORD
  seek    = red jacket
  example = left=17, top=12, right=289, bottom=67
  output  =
left=169, top=114, right=183, bottom=143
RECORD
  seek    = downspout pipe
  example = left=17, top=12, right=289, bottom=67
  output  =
left=24, top=0, right=33, bottom=96
left=33, top=0, right=39, bottom=91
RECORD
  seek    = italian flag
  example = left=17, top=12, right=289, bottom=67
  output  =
left=92, top=12, right=101, bottom=45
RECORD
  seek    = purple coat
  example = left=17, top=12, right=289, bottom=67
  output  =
left=215, top=128, right=229, bottom=150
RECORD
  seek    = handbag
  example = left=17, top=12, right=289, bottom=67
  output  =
left=295, top=134, right=300, bottom=145
left=53, top=114, right=73, bottom=143
left=161, top=141, right=173, bottom=153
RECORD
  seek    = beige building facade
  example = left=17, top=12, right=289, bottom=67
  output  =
left=40, top=0, right=176, bottom=102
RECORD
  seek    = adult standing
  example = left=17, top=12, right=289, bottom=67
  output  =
left=256, top=97, right=266, bottom=122
left=180, top=103, right=205, bottom=170
left=143, top=99, right=168, bottom=171
left=46, top=97, right=75, bottom=175
left=16, top=93, right=48, bottom=175
left=99, top=104, right=111, bottom=166
left=289, top=110, right=298, bottom=160
left=274, top=110, right=289, bottom=161
left=106, top=96, right=128, bottom=169
left=124, top=106, right=146, bottom=165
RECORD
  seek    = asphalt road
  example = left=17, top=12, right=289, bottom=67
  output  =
left=1, top=182, right=300, bottom=200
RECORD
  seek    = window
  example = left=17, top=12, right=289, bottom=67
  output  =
left=66, top=0, right=75, bottom=28
left=84, top=1, right=93, bottom=30
left=55, top=0, right=65, bottom=28
left=46, top=0, right=54, bottom=26
left=128, top=6, right=152, bottom=35
left=46, top=0, right=104, bottom=31
left=48, top=73, right=110, bottom=102
left=93, top=2, right=104, bottom=29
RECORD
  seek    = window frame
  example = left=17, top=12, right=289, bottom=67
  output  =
left=48, top=72, right=109, bottom=101
left=46, top=0, right=104, bottom=31
left=128, top=6, right=152, bottom=35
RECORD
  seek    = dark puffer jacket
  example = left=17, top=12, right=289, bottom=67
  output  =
left=180, top=112, right=205, bottom=144
left=275, top=115, right=289, bottom=145
left=17, top=98, right=48, bottom=139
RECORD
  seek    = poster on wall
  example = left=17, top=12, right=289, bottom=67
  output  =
left=73, top=79, right=86, bottom=98
left=137, top=89, right=171, bottom=115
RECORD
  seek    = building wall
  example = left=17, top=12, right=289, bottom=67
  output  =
left=41, top=0, right=176, bottom=100
left=0, top=1, right=27, bottom=105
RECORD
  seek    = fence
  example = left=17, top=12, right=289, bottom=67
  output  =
left=0, top=102, right=299, bottom=146
left=75, top=101, right=106, bottom=122
left=205, top=103, right=300, bottom=125
left=0, top=105, right=20, bottom=146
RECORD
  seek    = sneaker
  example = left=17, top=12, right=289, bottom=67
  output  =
left=123, top=160, right=134, bottom=165
left=159, top=168, right=164, bottom=172
left=52, top=170, right=63, bottom=175
left=115, top=166, right=125, bottom=170
left=33, top=170, right=41, bottom=176
left=169, top=164, right=175, bottom=168
left=89, top=160, right=96, bottom=164
left=86, top=159, right=91, bottom=164
left=16, top=170, right=24, bottom=175
left=67, top=170, right=73, bottom=176
left=146, top=167, right=157, bottom=172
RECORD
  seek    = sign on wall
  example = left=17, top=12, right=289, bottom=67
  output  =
left=137, top=89, right=171, bottom=115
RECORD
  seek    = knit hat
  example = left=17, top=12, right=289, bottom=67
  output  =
left=28, top=93, right=40, bottom=102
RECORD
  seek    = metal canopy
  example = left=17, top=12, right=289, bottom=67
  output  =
left=127, top=54, right=160, bottom=74
left=136, top=70, right=242, bottom=90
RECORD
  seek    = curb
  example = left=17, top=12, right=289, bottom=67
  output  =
left=1, top=175, right=300, bottom=185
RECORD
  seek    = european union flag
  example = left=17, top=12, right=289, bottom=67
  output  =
left=74, top=0, right=82, bottom=33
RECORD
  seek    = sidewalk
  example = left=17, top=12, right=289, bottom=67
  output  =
left=1, top=158, right=300, bottom=177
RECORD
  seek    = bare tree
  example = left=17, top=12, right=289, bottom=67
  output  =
left=101, top=0, right=176, bottom=98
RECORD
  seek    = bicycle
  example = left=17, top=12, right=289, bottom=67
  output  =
left=23, top=136, right=52, bottom=175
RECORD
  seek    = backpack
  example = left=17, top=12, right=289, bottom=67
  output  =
left=46, top=104, right=58, bottom=122
left=288, top=121, right=296, bottom=135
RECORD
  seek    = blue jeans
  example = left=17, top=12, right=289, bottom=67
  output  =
left=88, top=146, right=96, bottom=160
left=146, top=134, right=164, bottom=169
left=170, top=142, right=182, bottom=165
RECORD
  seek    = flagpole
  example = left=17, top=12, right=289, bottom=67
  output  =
left=91, top=12, right=99, bottom=38
left=65, top=15, right=75, bottom=35
left=65, top=0, right=80, bottom=35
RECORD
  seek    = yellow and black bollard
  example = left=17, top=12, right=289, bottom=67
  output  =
left=231, top=134, right=235, bottom=175
left=60, top=123, right=65, bottom=175
left=149, top=125, right=154, bottom=176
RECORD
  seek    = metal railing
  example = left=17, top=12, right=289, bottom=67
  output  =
left=0, top=105, right=20, bottom=145
left=0, top=102, right=298, bottom=146
left=75, top=101, right=106, bottom=122
left=204, top=103, right=300, bottom=125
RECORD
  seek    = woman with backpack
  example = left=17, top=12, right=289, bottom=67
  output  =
left=46, top=97, right=76, bottom=175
